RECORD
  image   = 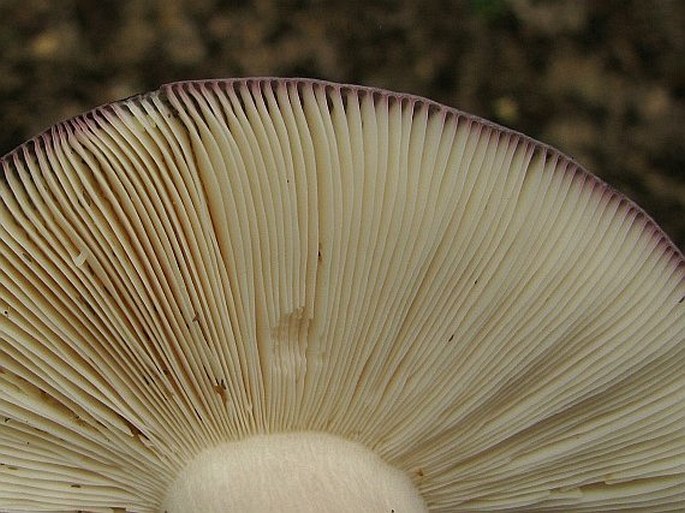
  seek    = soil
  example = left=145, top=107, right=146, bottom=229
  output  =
left=1, top=0, right=683, bottom=249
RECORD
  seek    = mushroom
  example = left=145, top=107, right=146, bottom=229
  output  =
left=0, top=78, right=683, bottom=513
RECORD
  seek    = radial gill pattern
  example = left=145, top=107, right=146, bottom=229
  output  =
left=0, top=78, right=683, bottom=512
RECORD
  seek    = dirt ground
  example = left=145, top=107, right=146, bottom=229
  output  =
left=1, top=0, right=683, bottom=249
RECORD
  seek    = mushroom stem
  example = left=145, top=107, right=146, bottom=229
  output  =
left=161, top=432, right=427, bottom=513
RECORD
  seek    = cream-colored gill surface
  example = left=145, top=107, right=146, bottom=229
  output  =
left=0, top=78, right=683, bottom=512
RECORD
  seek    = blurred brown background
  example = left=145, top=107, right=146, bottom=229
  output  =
left=1, top=0, right=683, bottom=249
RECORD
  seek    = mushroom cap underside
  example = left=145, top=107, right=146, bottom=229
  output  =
left=0, top=78, right=683, bottom=512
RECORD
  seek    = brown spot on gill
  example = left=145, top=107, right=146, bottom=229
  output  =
left=214, top=379, right=229, bottom=405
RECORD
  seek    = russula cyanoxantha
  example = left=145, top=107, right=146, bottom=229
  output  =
left=0, top=78, right=683, bottom=513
